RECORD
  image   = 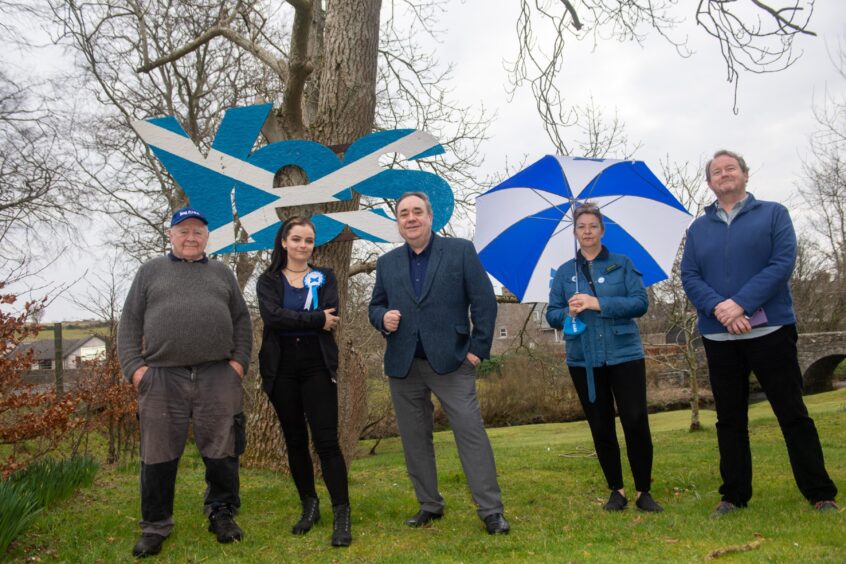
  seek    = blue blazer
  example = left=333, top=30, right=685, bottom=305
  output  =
left=368, top=234, right=497, bottom=378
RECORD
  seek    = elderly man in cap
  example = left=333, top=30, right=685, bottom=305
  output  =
left=118, top=207, right=252, bottom=557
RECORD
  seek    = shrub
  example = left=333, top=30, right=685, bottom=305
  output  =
left=477, top=351, right=582, bottom=426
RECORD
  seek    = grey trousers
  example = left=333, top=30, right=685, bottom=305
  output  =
left=389, top=358, right=504, bottom=518
left=137, top=361, right=245, bottom=536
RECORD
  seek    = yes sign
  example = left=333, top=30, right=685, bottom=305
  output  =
left=132, top=103, right=454, bottom=254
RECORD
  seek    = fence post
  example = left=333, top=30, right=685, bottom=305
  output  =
left=54, top=322, right=64, bottom=397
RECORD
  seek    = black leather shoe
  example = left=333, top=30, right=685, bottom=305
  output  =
left=405, top=509, right=443, bottom=527
left=292, top=496, right=320, bottom=534
left=208, top=507, right=243, bottom=543
left=483, top=513, right=510, bottom=535
left=132, top=533, right=165, bottom=557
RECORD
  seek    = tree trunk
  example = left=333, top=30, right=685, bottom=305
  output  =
left=242, top=0, right=382, bottom=471
left=685, top=325, right=702, bottom=432
left=688, top=367, right=701, bottom=431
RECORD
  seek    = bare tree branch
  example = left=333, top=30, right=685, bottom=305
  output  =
left=281, top=0, right=314, bottom=135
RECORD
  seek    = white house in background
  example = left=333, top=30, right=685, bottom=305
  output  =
left=15, top=335, right=107, bottom=370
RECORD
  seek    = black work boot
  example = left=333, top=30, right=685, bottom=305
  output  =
left=132, top=533, right=165, bottom=557
left=292, top=496, right=320, bottom=534
left=331, top=504, right=352, bottom=547
left=208, top=507, right=243, bottom=543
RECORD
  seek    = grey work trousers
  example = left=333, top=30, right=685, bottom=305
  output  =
left=137, top=362, right=245, bottom=536
left=389, top=358, right=504, bottom=519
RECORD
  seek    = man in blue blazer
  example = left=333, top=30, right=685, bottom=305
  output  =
left=369, top=192, right=509, bottom=534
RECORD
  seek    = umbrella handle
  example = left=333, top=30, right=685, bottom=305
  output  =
left=563, top=315, right=586, bottom=336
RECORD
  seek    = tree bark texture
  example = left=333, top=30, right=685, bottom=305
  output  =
left=242, top=0, right=382, bottom=472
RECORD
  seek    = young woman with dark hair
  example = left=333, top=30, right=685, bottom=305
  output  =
left=256, top=217, right=351, bottom=547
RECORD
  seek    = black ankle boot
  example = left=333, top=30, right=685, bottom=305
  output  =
left=331, top=504, right=352, bottom=547
left=292, top=496, right=320, bottom=534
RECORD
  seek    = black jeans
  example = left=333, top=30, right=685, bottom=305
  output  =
left=569, top=359, right=654, bottom=493
left=269, top=335, right=349, bottom=506
left=703, top=324, right=837, bottom=505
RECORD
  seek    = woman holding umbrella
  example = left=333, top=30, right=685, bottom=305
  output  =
left=256, top=216, right=352, bottom=546
left=546, top=203, right=663, bottom=513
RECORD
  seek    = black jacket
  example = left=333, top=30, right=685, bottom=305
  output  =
left=257, top=266, right=340, bottom=396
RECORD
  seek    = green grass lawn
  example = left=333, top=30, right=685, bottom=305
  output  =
left=9, top=389, right=846, bottom=562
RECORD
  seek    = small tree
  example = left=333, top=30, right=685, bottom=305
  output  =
left=648, top=158, right=709, bottom=431
left=0, top=284, right=81, bottom=477
left=71, top=259, right=138, bottom=465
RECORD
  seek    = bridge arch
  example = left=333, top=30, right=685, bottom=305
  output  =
left=797, top=332, right=846, bottom=394
left=802, top=354, right=845, bottom=394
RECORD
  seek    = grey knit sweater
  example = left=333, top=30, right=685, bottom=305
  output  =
left=118, top=256, right=252, bottom=382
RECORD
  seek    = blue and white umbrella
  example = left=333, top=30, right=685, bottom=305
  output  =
left=474, top=155, right=692, bottom=302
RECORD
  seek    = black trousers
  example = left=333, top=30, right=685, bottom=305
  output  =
left=569, top=359, right=654, bottom=493
left=269, top=336, right=349, bottom=506
left=703, top=324, right=837, bottom=506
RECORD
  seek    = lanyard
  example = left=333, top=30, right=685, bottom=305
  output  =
left=578, top=260, right=597, bottom=296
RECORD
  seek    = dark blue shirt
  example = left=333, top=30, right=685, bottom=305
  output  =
left=407, top=234, right=434, bottom=358
left=279, top=274, right=318, bottom=337
left=407, top=233, right=434, bottom=298
left=168, top=251, right=209, bottom=264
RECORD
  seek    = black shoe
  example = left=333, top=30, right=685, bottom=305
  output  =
left=635, top=492, right=664, bottom=513
left=710, top=500, right=739, bottom=519
left=603, top=490, right=628, bottom=511
left=132, top=533, right=165, bottom=557
left=331, top=504, right=352, bottom=547
left=405, top=509, right=444, bottom=527
left=208, top=507, right=243, bottom=543
left=483, top=513, right=510, bottom=535
left=292, top=496, right=320, bottom=534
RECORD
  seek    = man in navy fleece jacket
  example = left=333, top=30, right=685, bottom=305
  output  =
left=681, top=150, right=838, bottom=517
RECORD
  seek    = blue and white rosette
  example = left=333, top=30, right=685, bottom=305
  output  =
left=303, top=270, right=325, bottom=310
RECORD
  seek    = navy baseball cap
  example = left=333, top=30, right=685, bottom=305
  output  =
left=170, top=207, right=209, bottom=227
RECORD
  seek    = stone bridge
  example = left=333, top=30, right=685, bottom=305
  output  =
left=646, top=331, right=846, bottom=394
left=798, top=332, right=846, bottom=393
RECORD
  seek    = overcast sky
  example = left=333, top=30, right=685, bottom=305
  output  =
left=438, top=1, right=846, bottom=210
left=9, top=2, right=845, bottom=321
